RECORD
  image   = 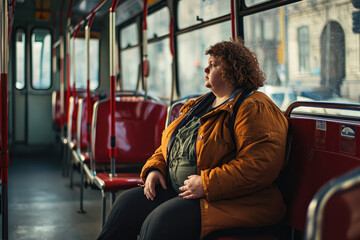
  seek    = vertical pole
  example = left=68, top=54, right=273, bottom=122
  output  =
left=66, top=0, right=74, bottom=131
left=1, top=0, right=9, bottom=239
left=142, top=0, right=148, bottom=100
left=66, top=30, right=71, bottom=131
left=109, top=0, right=119, bottom=178
left=60, top=37, right=65, bottom=139
left=85, top=14, right=95, bottom=176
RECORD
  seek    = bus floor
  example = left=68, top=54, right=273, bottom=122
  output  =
left=2, top=144, right=109, bottom=240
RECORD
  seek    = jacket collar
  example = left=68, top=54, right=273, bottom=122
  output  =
left=182, top=88, right=245, bottom=116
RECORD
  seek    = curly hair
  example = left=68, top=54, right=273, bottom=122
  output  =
left=205, top=38, right=265, bottom=90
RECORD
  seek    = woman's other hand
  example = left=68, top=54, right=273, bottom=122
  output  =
left=179, top=175, right=206, bottom=199
left=144, top=170, right=167, bottom=200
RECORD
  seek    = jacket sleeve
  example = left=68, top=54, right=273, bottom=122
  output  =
left=140, top=145, right=167, bottom=183
left=201, top=99, right=288, bottom=201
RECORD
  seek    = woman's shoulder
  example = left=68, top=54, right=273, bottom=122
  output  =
left=243, top=90, right=277, bottom=107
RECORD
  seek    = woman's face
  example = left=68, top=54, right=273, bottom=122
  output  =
left=204, top=56, right=227, bottom=94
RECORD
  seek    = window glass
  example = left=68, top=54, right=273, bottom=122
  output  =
left=147, top=39, right=172, bottom=99
left=177, top=21, right=231, bottom=97
left=121, top=47, right=140, bottom=90
left=121, top=23, right=138, bottom=49
left=70, top=38, right=100, bottom=90
left=147, top=7, right=169, bottom=39
left=178, top=0, right=230, bottom=29
left=31, top=28, right=51, bottom=89
left=15, top=29, right=26, bottom=89
left=243, top=0, right=359, bottom=114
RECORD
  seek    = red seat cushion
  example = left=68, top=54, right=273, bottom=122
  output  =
left=95, top=173, right=142, bottom=192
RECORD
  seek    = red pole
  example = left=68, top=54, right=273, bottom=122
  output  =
left=86, top=14, right=96, bottom=145
left=59, top=0, right=66, bottom=136
left=1, top=0, right=9, bottom=238
left=109, top=0, right=119, bottom=177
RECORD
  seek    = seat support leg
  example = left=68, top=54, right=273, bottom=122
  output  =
left=78, top=162, right=86, bottom=213
left=110, top=191, right=116, bottom=209
left=101, top=190, right=106, bottom=228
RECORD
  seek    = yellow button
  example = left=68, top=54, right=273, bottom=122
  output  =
left=204, top=203, right=208, bottom=209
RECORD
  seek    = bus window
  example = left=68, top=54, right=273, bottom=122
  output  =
left=244, top=0, right=360, bottom=113
left=70, top=38, right=100, bottom=90
left=147, top=7, right=171, bottom=99
left=147, top=7, right=169, bottom=38
left=120, top=23, right=138, bottom=48
left=148, top=39, right=172, bottom=99
left=15, top=28, right=26, bottom=90
left=31, top=28, right=51, bottom=89
left=120, top=23, right=139, bottom=90
left=178, top=0, right=230, bottom=29
left=177, top=21, right=231, bottom=97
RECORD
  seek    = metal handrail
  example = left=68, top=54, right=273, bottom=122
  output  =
left=305, top=166, right=360, bottom=240
left=284, top=101, right=360, bottom=117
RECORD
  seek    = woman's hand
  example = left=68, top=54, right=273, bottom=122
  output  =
left=144, top=170, right=167, bottom=201
left=178, top=175, right=206, bottom=199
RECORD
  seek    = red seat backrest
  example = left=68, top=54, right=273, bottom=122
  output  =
left=284, top=117, right=360, bottom=232
left=52, top=91, right=67, bottom=129
left=92, top=99, right=167, bottom=164
left=168, top=102, right=184, bottom=126
left=52, top=90, right=87, bottom=131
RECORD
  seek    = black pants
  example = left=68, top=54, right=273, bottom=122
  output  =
left=97, top=186, right=201, bottom=240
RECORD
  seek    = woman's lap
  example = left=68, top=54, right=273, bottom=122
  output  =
left=97, top=186, right=201, bottom=240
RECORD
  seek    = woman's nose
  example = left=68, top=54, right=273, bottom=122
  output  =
left=204, top=67, right=209, bottom=74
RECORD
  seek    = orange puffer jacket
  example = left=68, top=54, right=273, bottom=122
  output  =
left=140, top=90, right=288, bottom=239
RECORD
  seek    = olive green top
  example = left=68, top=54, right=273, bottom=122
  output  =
left=168, top=116, right=201, bottom=193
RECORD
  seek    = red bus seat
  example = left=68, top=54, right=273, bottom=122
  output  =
left=90, top=98, right=167, bottom=226
left=281, top=102, right=360, bottom=239
left=212, top=101, right=360, bottom=240
left=51, top=90, right=66, bottom=131
left=165, top=94, right=201, bottom=127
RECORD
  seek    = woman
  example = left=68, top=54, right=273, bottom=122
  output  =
left=97, top=38, right=288, bottom=240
